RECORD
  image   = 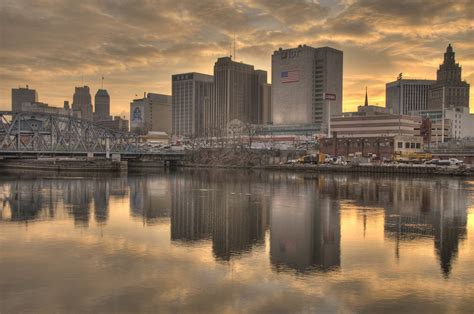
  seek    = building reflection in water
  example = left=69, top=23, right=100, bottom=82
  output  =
left=383, top=179, right=468, bottom=277
left=170, top=170, right=268, bottom=261
left=0, top=176, right=128, bottom=227
left=129, top=176, right=171, bottom=226
left=0, top=171, right=470, bottom=278
left=269, top=177, right=341, bottom=273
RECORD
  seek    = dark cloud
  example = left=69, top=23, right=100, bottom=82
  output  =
left=0, top=0, right=472, bottom=114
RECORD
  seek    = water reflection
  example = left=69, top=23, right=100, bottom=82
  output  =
left=170, top=171, right=268, bottom=261
left=0, top=171, right=471, bottom=279
left=129, top=176, right=171, bottom=225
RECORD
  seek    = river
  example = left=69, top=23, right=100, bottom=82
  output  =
left=0, top=169, right=473, bottom=313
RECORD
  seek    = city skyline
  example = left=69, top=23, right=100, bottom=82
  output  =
left=1, top=0, right=473, bottom=119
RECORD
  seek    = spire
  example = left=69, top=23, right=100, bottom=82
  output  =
left=444, top=43, right=455, bottom=65
left=364, top=86, right=368, bottom=107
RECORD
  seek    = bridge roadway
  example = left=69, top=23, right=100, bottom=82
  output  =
left=0, top=150, right=188, bottom=165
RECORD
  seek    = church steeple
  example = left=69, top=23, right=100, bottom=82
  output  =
left=364, top=86, right=368, bottom=106
left=444, top=43, right=455, bottom=65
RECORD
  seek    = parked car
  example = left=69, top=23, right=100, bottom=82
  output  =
left=437, top=159, right=452, bottom=166
left=448, top=158, right=463, bottom=166
left=424, top=159, right=440, bottom=165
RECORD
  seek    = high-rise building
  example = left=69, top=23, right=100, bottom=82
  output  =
left=130, top=93, right=171, bottom=135
left=271, top=45, right=343, bottom=127
left=94, top=89, right=111, bottom=121
left=11, top=86, right=38, bottom=112
left=207, top=57, right=269, bottom=135
left=72, top=86, right=93, bottom=121
left=386, top=79, right=435, bottom=115
left=261, top=83, right=272, bottom=125
left=428, top=44, right=470, bottom=110
left=172, top=72, right=213, bottom=137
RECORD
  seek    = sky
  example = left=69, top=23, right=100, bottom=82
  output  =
left=0, top=0, right=473, bottom=118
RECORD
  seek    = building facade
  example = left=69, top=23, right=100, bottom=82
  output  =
left=410, top=107, right=474, bottom=140
left=172, top=72, right=213, bottom=138
left=386, top=79, right=435, bottom=115
left=94, top=89, right=111, bottom=122
left=96, top=116, right=129, bottom=132
left=207, top=57, right=269, bottom=136
left=72, top=86, right=93, bottom=121
left=330, top=114, right=422, bottom=138
left=11, top=86, right=38, bottom=112
left=271, top=45, right=343, bottom=127
left=16, top=101, right=74, bottom=117
left=320, top=135, right=423, bottom=160
left=130, top=93, right=172, bottom=135
left=428, top=44, right=470, bottom=110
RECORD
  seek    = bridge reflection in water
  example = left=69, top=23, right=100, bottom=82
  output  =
left=0, top=170, right=470, bottom=279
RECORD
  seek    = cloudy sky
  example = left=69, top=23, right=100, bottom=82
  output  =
left=0, top=0, right=473, bottom=117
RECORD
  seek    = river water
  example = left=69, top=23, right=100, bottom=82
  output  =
left=0, top=170, right=473, bottom=313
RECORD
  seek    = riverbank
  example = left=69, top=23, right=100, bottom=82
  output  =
left=0, top=158, right=127, bottom=172
left=183, top=163, right=474, bottom=177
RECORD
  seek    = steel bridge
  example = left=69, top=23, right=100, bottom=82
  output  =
left=0, top=111, right=185, bottom=160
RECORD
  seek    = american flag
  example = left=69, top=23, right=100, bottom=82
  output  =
left=281, top=70, right=299, bottom=83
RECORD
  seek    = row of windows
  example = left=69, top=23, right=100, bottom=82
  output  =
left=397, top=142, right=421, bottom=149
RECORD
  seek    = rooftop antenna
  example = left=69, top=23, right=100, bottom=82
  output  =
left=101, top=76, right=104, bottom=89
left=233, top=33, right=236, bottom=61
left=233, top=0, right=236, bottom=61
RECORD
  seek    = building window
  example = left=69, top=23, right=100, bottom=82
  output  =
left=405, top=143, right=410, bottom=149
left=398, top=142, right=403, bottom=149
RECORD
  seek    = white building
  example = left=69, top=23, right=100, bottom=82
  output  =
left=271, top=45, right=343, bottom=127
left=411, top=107, right=474, bottom=140
left=386, top=79, right=435, bottom=115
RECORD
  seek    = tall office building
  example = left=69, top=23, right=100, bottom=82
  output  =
left=386, top=79, right=435, bottom=115
left=130, top=93, right=172, bottom=135
left=271, top=45, right=343, bottom=126
left=207, top=57, right=269, bottom=135
left=11, top=86, right=38, bottom=112
left=72, top=86, right=93, bottom=121
left=172, top=72, right=214, bottom=137
left=94, top=89, right=111, bottom=121
left=261, top=83, right=272, bottom=125
left=429, top=44, right=470, bottom=110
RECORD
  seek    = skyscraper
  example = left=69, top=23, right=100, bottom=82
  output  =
left=428, top=44, right=470, bottom=110
left=94, top=89, right=111, bottom=121
left=386, top=79, right=435, bottom=114
left=207, top=57, right=269, bottom=135
left=172, top=72, right=214, bottom=137
left=72, top=86, right=93, bottom=121
left=11, top=86, right=38, bottom=112
left=271, top=45, right=343, bottom=126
